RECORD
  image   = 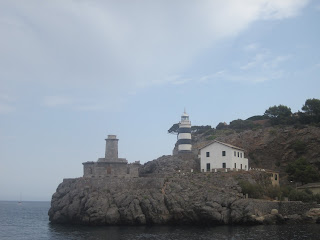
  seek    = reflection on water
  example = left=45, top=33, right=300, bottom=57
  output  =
left=1, top=201, right=320, bottom=240
left=48, top=224, right=320, bottom=240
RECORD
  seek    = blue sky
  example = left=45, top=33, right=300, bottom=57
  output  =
left=1, top=0, right=319, bottom=201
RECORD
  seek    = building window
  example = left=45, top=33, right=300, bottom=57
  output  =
left=238, top=152, right=239, bottom=157
left=234, top=151, right=236, bottom=156
left=275, top=174, right=278, bottom=181
left=222, top=151, right=226, bottom=156
left=234, top=163, right=236, bottom=168
left=206, top=152, right=210, bottom=157
left=206, top=163, right=210, bottom=172
left=222, top=163, right=226, bottom=168
left=240, top=153, right=242, bottom=158
left=241, top=164, right=242, bottom=170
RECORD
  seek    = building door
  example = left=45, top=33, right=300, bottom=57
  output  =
left=241, top=164, right=243, bottom=170
left=206, top=163, right=210, bottom=172
left=222, top=163, right=226, bottom=168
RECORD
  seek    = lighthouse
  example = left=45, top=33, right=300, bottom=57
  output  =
left=178, top=109, right=192, bottom=152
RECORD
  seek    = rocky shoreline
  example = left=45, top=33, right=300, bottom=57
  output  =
left=48, top=172, right=320, bottom=225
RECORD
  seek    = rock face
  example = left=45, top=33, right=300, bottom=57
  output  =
left=49, top=173, right=242, bottom=225
left=48, top=169, right=320, bottom=225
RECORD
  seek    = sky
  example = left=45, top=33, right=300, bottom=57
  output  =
left=1, top=0, right=320, bottom=201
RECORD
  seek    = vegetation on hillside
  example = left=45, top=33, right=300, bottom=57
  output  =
left=239, top=179, right=320, bottom=203
left=168, top=98, right=320, bottom=134
left=286, top=158, right=320, bottom=184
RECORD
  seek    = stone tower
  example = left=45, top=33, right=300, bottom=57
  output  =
left=105, top=135, right=119, bottom=161
left=178, top=109, right=192, bottom=152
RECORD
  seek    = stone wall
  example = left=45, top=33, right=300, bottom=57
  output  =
left=249, top=199, right=319, bottom=216
left=83, top=161, right=140, bottom=178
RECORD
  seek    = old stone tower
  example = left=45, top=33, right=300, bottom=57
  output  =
left=83, top=135, right=140, bottom=177
left=177, top=110, right=192, bottom=152
left=104, top=135, right=118, bottom=161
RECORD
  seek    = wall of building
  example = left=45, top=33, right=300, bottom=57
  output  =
left=83, top=161, right=140, bottom=178
left=270, top=172, right=280, bottom=186
left=298, top=186, right=320, bottom=195
left=230, top=150, right=248, bottom=171
left=200, top=142, right=248, bottom=172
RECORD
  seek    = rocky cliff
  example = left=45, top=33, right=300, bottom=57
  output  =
left=48, top=155, right=320, bottom=225
left=49, top=124, right=320, bottom=225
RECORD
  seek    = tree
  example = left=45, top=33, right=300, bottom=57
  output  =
left=264, top=105, right=292, bottom=118
left=246, top=115, right=267, bottom=121
left=191, top=125, right=213, bottom=134
left=286, top=158, right=320, bottom=185
left=301, top=98, right=320, bottom=123
left=264, top=105, right=292, bottom=125
left=229, top=119, right=254, bottom=130
left=216, top=122, right=228, bottom=130
left=168, top=123, right=179, bottom=134
left=302, top=98, right=320, bottom=116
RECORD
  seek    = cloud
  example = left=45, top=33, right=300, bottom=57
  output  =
left=42, top=95, right=119, bottom=111
left=243, top=43, right=259, bottom=51
left=199, top=45, right=290, bottom=84
left=0, top=0, right=309, bottom=109
left=199, top=71, right=226, bottom=83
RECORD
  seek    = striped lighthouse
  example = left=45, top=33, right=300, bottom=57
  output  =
left=178, top=109, right=192, bottom=152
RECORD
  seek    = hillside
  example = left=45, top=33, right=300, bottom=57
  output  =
left=189, top=124, right=320, bottom=184
left=169, top=98, right=320, bottom=184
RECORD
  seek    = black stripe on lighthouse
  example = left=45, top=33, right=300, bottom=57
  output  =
left=178, top=128, right=191, bottom=133
left=177, top=139, right=192, bottom=144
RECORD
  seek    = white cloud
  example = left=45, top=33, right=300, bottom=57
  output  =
left=42, top=95, right=121, bottom=111
left=199, top=71, right=226, bottom=83
left=198, top=46, right=290, bottom=84
left=243, top=43, right=259, bottom=51
left=0, top=0, right=309, bottom=108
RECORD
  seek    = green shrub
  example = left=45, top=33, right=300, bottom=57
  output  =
left=238, top=180, right=263, bottom=199
left=286, top=158, right=320, bottom=184
left=206, top=135, right=216, bottom=141
left=265, top=185, right=282, bottom=200
left=291, top=140, right=307, bottom=154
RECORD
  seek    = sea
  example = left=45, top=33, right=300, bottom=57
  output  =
left=0, top=201, right=320, bottom=240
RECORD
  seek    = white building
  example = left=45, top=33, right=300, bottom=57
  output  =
left=177, top=110, right=192, bottom=152
left=199, top=141, right=248, bottom=172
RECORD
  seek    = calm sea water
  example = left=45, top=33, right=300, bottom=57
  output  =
left=0, top=201, right=320, bottom=240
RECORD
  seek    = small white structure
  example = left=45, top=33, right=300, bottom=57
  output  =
left=199, top=140, right=248, bottom=172
left=177, top=109, right=192, bottom=152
